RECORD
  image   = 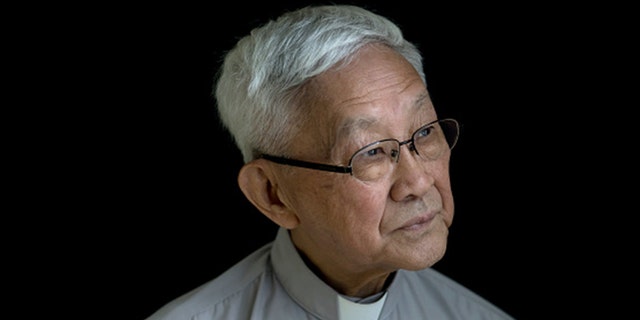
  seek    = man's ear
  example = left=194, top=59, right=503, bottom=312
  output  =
left=237, top=159, right=300, bottom=229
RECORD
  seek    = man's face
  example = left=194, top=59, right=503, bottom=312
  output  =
left=272, top=44, right=454, bottom=287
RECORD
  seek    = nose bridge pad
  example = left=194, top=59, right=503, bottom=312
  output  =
left=395, top=141, right=419, bottom=165
left=403, top=141, right=423, bottom=164
left=405, top=141, right=421, bottom=159
left=391, top=149, right=400, bottom=162
left=408, top=142, right=416, bottom=153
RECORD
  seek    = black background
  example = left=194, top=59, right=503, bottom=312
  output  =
left=38, top=0, right=628, bottom=319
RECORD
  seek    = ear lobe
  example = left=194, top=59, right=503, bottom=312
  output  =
left=237, top=160, right=300, bottom=229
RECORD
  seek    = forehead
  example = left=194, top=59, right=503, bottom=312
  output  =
left=310, top=44, right=434, bottom=135
left=315, top=45, right=422, bottom=102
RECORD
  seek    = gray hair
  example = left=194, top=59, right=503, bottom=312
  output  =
left=214, top=5, right=426, bottom=163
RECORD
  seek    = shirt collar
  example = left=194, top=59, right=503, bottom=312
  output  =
left=270, top=227, right=400, bottom=319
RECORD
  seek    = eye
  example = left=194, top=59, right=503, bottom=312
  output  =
left=416, top=125, right=434, bottom=139
left=365, top=147, right=384, bottom=157
left=354, top=140, right=397, bottom=163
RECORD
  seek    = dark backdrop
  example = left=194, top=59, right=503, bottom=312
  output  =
left=71, top=1, right=610, bottom=319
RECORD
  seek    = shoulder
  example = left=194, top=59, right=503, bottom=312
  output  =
left=394, top=268, right=514, bottom=319
left=146, top=243, right=274, bottom=320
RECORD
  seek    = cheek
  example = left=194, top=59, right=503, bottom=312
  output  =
left=299, top=178, right=387, bottom=234
left=434, top=161, right=454, bottom=222
left=336, top=187, right=386, bottom=229
left=321, top=184, right=388, bottom=255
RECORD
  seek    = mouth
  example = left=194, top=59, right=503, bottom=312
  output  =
left=399, top=212, right=436, bottom=231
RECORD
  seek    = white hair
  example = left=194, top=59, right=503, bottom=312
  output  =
left=214, top=4, right=425, bottom=163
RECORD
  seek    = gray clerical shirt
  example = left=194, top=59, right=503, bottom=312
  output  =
left=147, top=227, right=515, bottom=320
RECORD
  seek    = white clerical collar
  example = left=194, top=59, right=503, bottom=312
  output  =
left=337, top=291, right=387, bottom=320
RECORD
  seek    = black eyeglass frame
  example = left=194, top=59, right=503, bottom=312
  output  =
left=259, top=118, right=459, bottom=176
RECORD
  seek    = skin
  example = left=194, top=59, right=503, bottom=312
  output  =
left=238, top=43, right=454, bottom=298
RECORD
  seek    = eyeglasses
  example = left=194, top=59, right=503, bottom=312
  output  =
left=260, top=118, right=460, bottom=182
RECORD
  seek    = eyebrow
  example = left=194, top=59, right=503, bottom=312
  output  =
left=336, top=116, right=376, bottom=142
left=414, top=91, right=430, bottom=109
left=337, top=91, right=432, bottom=138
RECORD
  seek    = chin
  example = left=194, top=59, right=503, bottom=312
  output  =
left=402, top=238, right=448, bottom=270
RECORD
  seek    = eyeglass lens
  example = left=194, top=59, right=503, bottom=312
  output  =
left=350, top=119, right=458, bottom=181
